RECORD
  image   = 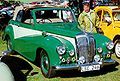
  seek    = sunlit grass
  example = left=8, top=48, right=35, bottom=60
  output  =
left=0, top=31, right=6, bottom=54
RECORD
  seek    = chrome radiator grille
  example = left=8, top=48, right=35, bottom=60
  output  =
left=76, top=35, right=95, bottom=63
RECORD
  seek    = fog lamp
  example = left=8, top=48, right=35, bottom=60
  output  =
left=69, top=50, right=74, bottom=56
left=79, top=56, right=85, bottom=64
left=72, top=57, right=76, bottom=62
left=61, top=58, right=65, bottom=63
left=107, top=54, right=111, bottom=58
left=97, top=47, right=103, bottom=53
left=94, top=55, right=100, bottom=62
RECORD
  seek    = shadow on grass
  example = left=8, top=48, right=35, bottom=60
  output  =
left=0, top=55, right=119, bottom=79
left=0, top=55, right=33, bottom=81
left=55, top=63, right=119, bottom=78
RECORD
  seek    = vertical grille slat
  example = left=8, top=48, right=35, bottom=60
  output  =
left=76, top=35, right=95, bottom=63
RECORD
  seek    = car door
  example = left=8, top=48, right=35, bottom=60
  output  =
left=13, top=10, right=38, bottom=59
left=98, top=10, right=114, bottom=40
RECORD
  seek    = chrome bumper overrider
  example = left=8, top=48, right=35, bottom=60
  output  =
left=53, top=59, right=117, bottom=71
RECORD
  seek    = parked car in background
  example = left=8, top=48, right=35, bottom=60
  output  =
left=0, top=7, right=14, bottom=30
left=94, top=6, right=120, bottom=58
left=2, top=4, right=117, bottom=78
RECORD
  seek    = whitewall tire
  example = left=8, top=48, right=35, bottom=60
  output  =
left=115, top=41, right=120, bottom=58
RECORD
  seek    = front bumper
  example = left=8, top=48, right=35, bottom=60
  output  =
left=52, top=59, right=117, bottom=71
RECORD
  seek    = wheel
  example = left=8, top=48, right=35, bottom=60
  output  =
left=115, top=40, right=120, bottom=59
left=40, top=50, right=55, bottom=78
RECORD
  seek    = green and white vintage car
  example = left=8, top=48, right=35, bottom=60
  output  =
left=2, top=5, right=117, bottom=78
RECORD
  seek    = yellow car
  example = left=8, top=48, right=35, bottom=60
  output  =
left=94, top=6, right=120, bottom=58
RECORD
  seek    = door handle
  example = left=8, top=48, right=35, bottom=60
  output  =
left=42, top=31, right=47, bottom=37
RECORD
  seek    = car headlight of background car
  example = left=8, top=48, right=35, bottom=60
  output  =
left=106, top=42, right=114, bottom=50
left=57, top=46, right=66, bottom=55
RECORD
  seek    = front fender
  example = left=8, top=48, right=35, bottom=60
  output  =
left=38, top=35, right=63, bottom=66
left=38, top=35, right=75, bottom=67
left=93, top=33, right=112, bottom=54
left=3, top=25, right=14, bottom=41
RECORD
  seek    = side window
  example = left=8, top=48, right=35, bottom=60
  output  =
left=113, top=12, right=120, bottom=21
left=16, top=10, right=24, bottom=22
left=35, top=10, right=63, bottom=23
left=103, top=11, right=111, bottom=23
left=23, top=11, right=34, bottom=25
left=96, top=10, right=102, bottom=20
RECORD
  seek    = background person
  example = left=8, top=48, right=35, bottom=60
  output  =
left=78, top=0, right=100, bottom=33
left=62, top=0, right=73, bottom=22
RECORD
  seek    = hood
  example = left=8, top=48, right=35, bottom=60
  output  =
left=36, top=22, right=83, bottom=38
left=93, top=33, right=111, bottom=46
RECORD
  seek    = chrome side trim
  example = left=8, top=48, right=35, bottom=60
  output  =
left=54, top=64, right=79, bottom=70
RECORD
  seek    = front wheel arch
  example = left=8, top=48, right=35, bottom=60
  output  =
left=34, top=48, right=43, bottom=66
left=35, top=49, right=56, bottom=78
left=5, top=35, right=12, bottom=51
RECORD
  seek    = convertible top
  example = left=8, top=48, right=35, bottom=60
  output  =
left=13, top=4, right=65, bottom=20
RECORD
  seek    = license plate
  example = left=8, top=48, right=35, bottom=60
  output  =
left=81, top=65, right=100, bottom=72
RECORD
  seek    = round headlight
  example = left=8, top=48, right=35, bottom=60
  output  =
left=69, top=50, right=74, bottom=56
left=94, top=55, right=100, bottom=62
left=97, top=47, right=103, bottom=53
left=79, top=56, right=85, bottom=64
left=106, top=42, right=114, bottom=50
left=57, top=46, right=66, bottom=55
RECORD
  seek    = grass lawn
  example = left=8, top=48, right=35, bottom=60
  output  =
left=0, top=31, right=120, bottom=81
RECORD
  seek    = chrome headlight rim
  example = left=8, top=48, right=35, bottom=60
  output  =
left=56, top=45, right=66, bottom=55
left=69, top=50, right=74, bottom=56
left=78, top=56, right=85, bottom=64
left=94, top=55, right=100, bottom=62
left=106, top=42, right=114, bottom=50
left=97, top=47, right=103, bottom=53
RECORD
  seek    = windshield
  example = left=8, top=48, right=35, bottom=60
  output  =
left=113, top=12, right=120, bottom=21
left=35, top=9, right=75, bottom=24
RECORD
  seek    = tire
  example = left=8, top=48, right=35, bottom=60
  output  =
left=114, top=40, right=120, bottom=59
left=40, top=50, right=55, bottom=78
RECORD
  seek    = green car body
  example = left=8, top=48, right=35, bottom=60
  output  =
left=3, top=5, right=116, bottom=78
